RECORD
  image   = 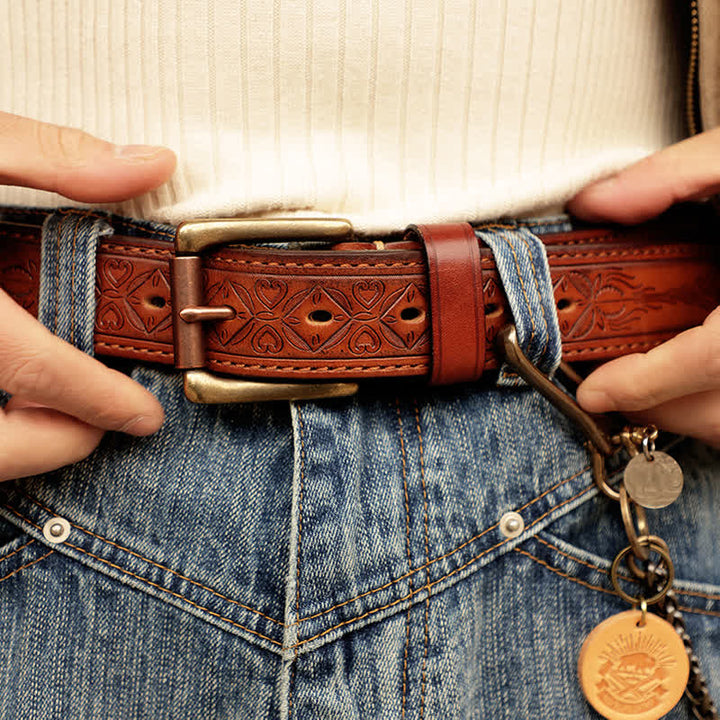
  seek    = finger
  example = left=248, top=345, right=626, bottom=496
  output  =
left=0, top=111, right=176, bottom=202
left=577, top=307, right=720, bottom=414
left=0, top=406, right=104, bottom=481
left=0, top=290, right=164, bottom=436
left=567, top=126, right=720, bottom=224
left=621, top=389, right=720, bottom=449
left=3, top=396, right=47, bottom=411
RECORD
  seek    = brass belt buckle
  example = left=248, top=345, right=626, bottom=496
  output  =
left=171, top=218, right=360, bottom=404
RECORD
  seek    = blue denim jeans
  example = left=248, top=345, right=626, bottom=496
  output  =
left=0, top=209, right=718, bottom=719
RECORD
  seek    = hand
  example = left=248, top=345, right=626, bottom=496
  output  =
left=0, top=112, right=176, bottom=480
left=568, top=127, right=720, bottom=446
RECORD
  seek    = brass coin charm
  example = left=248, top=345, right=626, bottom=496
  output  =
left=578, top=610, right=690, bottom=720
left=623, top=452, right=684, bottom=509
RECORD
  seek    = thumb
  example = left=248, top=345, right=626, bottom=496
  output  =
left=0, top=112, right=176, bottom=203
left=567, top=127, right=720, bottom=224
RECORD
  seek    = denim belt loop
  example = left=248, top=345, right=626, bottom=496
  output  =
left=39, top=209, right=113, bottom=355
left=476, top=223, right=562, bottom=386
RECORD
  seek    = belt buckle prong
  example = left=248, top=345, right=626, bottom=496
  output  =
left=171, top=218, right=360, bottom=404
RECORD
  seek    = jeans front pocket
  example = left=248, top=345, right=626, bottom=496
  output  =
left=0, top=511, right=54, bottom=584
left=525, top=437, right=720, bottom=719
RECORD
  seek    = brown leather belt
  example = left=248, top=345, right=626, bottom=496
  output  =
left=0, top=210, right=718, bottom=403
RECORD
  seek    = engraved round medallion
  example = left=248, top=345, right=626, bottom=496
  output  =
left=623, top=452, right=684, bottom=509
left=578, top=610, right=689, bottom=720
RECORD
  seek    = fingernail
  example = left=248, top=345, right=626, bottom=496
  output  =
left=115, top=144, right=167, bottom=161
left=119, top=415, right=162, bottom=436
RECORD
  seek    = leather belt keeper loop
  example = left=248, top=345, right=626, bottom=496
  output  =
left=408, top=223, right=485, bottom=385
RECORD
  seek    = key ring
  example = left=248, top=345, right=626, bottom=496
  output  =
left=611, top=537, right=675, bottom=606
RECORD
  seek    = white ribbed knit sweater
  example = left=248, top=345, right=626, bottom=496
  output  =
left=0, top=0, right=684, bottom=231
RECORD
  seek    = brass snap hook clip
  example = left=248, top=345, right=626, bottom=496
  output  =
left=498, top=325, right=617, bottom=501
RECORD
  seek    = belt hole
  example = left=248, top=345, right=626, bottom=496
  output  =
left=485, top=303, right=501, bottom=317
left=308, top=309, right=332, bottom=323
left=556, top=298, right=573, bottom=311
left=400, top=307, right=423, bottom=322
left=148, top=295, right=167, bottom=309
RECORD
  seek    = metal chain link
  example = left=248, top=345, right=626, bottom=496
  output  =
left=647, top=563, right=719, bottom=720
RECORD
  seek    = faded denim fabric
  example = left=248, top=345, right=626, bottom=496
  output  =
left=477, top=222, right=563, bottom=384
left=38, top=210, right=112, bottom=355
left=0, top=208, right=717, bottom=720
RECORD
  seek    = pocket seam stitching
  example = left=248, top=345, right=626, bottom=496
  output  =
left=0, top=550, right=53, bottom=585
left=292, top=481, right=599, bottom=648
left=6, top=494, right=284, bottom=627
left=515, top=545, right=720, bottom=619
left=536, top=533, right=720, bottom=602
left=0, top=539, right=36, bottom=565
left=2, top=503, right=284, bottom=646
left=8, top=464, right=595, bottom=647
left=11, top=465, right=593, bottom=636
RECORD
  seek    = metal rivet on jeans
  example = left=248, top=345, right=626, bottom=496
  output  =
left=499, top=511, right=524, bottom=538
left=42, top=517, right=70, bottom=544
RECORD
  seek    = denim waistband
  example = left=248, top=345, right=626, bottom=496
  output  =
left=38, top=211, right=112, bottom=355
left=477, top=222, right=562, bottom=384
